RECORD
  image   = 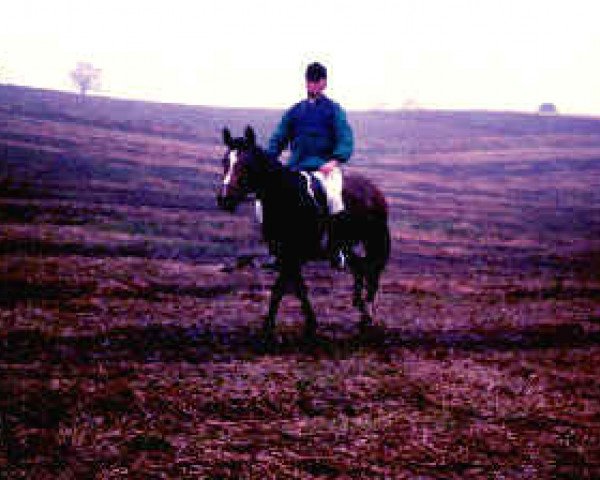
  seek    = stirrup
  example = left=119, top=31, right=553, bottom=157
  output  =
left=331, top=249, right=347, bottom=270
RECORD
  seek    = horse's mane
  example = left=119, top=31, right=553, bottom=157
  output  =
left=246, top=145, right=303, bottom=200
left=250, top=145, right=287, bottom=175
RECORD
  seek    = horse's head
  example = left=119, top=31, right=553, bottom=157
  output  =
left=217, top=126, right=258, bottom=212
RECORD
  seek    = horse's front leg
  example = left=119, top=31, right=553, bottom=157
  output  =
left=264, top=270, right=286, bottom=337
left=291, top=269, right=317, bottom=339
left=347, top=253, right=364, bottom=309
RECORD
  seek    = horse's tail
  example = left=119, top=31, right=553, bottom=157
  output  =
left=361, top=217, right=390, bottom=305
left=367, top=217, right=391, bottom=272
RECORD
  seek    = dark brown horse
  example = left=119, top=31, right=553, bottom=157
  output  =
left=217, top=126, right=390, bottom=338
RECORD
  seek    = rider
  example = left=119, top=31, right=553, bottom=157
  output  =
left=265, top=62, right=354, bottom=268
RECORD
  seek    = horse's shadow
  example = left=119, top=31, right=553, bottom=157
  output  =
left=1, top=322, right=593, bottom=366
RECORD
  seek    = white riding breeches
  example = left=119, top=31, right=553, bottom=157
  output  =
left=312, top=167, right=345, bottom=215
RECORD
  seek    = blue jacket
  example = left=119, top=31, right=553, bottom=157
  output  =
left=266, top=95, right=354, bottom=171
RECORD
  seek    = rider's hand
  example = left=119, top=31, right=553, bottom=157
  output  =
left=319, top=159, right=339, bottom=176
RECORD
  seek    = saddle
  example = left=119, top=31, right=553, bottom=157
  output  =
left=299, top=171, right=328, bottom=216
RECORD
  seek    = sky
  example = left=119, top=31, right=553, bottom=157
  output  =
left=1, top=0, right=600, bottom=114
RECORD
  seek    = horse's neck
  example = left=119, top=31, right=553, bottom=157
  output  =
left=253, top=151, right=296, bottom=201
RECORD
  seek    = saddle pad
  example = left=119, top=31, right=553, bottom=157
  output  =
left=300, top=171, right=328, bottom=214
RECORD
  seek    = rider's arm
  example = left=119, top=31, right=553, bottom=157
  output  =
left=331, top=104, right=354, bottom=163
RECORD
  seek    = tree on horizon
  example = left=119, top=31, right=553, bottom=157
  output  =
left=71, top=62, right=101, bottom=100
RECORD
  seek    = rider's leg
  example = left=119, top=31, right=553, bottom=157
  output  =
left=313, top=167, right=344, bottom=215
left=313, top=168, right=348, bottom=269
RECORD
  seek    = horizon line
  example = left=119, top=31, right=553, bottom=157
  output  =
left=2, top=82, right=599, bottom=120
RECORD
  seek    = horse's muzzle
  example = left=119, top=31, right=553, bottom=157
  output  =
left=216, top=188, right=240, bottom=212
left=217, top=196, right=235, bottom=212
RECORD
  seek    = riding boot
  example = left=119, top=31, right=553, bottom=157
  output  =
left=328, top=211, right=350, bottom=270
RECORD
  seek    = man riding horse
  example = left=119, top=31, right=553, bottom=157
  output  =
left=263, top=62, right=354, bottom=269
left=218, top=63, right=389, bottom=337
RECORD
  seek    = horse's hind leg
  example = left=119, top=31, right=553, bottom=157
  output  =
left=364, top=266, right=384, bottom=323
left=264, top=271, right=286, bottom=336
left=348, top=254, right=364, bottom=308
left=291, top=271, right=317, bottom=339
left=348, top=255, right=373, bottom=329
left=363, top=220, right=390, bottom=326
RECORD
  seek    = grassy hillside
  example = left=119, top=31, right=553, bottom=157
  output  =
left=2, top=85, right=599, bottom=267
left=1, top=85, right=599, bottom=478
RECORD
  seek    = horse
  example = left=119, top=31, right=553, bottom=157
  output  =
left=217, top=126, right=390, bottom=338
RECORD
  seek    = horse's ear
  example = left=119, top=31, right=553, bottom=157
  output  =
left=223, top=127, right=233, bottom=147
left=244, top=126, right=255, bottom=147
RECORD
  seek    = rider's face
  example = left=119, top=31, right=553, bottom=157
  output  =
left=306, top=78, right=327, bottom=98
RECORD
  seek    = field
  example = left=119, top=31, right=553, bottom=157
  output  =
left=1, top=85, right=599, bottom=478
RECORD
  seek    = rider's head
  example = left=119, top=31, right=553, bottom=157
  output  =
left=305, top=62, right=327, bottom=99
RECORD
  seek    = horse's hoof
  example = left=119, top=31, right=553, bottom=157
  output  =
left=366, top=302, right=377, bottom=320
left=373, top=318, right=386, bottom=329
left=358, top=315, right=373, bottom=334
left=262, top=325, right=275, bottom=339
left=302, top=324, right=317, bottom=342
left=257, top=329, right=277, bottom=353
left=261, top=318, right=276, bottom=341
left=303, top=328, right=317, bottom=340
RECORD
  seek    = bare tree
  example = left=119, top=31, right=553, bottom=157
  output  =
left=71, top=62, right=101, bottom=99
